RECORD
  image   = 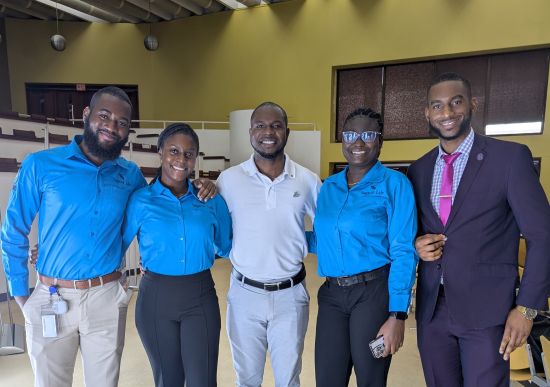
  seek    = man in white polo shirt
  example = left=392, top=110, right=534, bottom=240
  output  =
left=217, top=102, right=321, bottom=387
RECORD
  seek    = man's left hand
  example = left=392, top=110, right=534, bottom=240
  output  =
left=193, top=178, right=217, bottom=201
left=377, top=317, right=405, bottom=357
left=499, top=308, right=533, bottom=361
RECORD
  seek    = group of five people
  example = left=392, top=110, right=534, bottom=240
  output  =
left=2, top=72, right=550, bottom=387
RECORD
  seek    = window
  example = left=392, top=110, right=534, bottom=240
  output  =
left=334, top=48, right=549, bottom=140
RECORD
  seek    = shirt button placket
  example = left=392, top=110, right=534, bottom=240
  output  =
left=180, top=202, right=186, bottom=267
left=266, top=185, right=276, bottom=210
left=336, top=190, right=349, bottom=271
left=88, top=169, right=100, bottom=259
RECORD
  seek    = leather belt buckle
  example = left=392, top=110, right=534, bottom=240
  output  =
left=233, top=264, right=305, bottom=292
left=336, top=277, right=347, bottom=286
left=264, top=281, right=282, bottom=291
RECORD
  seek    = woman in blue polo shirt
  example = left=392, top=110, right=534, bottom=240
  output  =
left=312, top=108, right=418, bottom=387
left=122, top=123, right=232, bottom=387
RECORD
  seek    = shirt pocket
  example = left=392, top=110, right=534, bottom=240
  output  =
left=357, top=193, right=388, bottom=233
left=102, top=174, right=134, bottom=216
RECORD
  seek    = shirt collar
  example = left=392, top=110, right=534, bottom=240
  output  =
left=241, top=153, right=296, bottom=179
left=151, top=178, right=197, bottom=200
left=65, top=135, right=129, bottom=169
left=337, top=160, right=384, bottom=187
left=437, top=128, right=475, bottom=162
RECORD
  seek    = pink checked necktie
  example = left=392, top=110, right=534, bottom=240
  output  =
left=439, top=152, right=461, bottom=226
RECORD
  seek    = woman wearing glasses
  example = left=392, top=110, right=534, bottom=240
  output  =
left=311, top=108, right=418, bottom=386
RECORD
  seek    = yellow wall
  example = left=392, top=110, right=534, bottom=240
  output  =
left=6, top=21, right=156, bottom=119
left=5, top=0, right=550, bottom=193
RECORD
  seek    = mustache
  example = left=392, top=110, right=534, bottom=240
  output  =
left=97, top=128, right=121, bottom=140
left=428, top=114, right=472, bottom=141
left=83, top=119, right=128, bottom=161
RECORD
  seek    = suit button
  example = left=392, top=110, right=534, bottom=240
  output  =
left=437, top=264, right=441, bottom=269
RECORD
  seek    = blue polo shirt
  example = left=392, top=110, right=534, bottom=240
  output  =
left=122, top=179, right=232, bottom=276
left=1, top=136, right=146, bottom=296
left=312, top=161, right=418, bottom=312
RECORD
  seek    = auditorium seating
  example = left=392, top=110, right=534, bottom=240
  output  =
left=0, top=112, right=229, bottom=180
left=0, top=158, right=19, bottom=173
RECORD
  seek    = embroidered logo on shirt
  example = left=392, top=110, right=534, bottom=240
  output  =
left=110, top=172, right=127, bottom=186
left=293, top=191, right=301, bottom=198
left=362, top=186, right=384, bottom=196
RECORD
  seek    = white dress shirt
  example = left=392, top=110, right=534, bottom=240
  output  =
left=217, top=154, right=321, bottom=281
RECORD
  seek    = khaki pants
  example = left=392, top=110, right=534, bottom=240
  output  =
left=22, top=280, right=132, bottom=387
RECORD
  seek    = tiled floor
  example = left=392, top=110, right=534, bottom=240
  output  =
left=1, top=256, right=427, bottom=386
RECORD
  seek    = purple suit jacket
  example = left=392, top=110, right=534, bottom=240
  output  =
left=408, top=134, right=550, bottom=329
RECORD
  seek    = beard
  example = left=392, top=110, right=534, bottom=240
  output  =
left=251, top=138, right=287, bottom=160
left=429, top=113, right=472, bottom=141
left=83, top=119, right=128, bottom=161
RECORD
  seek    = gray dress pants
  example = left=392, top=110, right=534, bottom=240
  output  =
left=226, top=273, right=310, bottom=387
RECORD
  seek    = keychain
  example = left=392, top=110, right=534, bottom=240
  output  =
left=48, top=285, right=68, bottom=315
left=40, top=285, right=68, bottom=338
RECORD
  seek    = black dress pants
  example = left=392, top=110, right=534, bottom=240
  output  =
left=135, top=269, right=221, bottom=387
left=315, top=274, right=391, bottom=387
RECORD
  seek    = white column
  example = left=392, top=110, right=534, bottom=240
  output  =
left=229, top=109, right=253, bottom=167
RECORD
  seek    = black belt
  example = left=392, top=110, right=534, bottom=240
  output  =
left=326, top=265, right=389, bottom=287
left=232, top=264, right=306, bottom=292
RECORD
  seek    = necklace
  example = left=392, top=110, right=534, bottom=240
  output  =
left=347, top=170, right=364, bottom=187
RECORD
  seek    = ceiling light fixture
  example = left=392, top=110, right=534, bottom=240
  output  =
left=144, top=0, right=158, bottom=51
left=50, top=1, right=66, bottom=51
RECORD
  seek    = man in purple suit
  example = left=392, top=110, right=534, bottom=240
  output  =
left=408, top=72, right=550, bottom=387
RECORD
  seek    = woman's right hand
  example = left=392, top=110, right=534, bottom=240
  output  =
left=415, top=234, right=446, bottom=261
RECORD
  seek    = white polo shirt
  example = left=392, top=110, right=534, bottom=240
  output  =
left=217, top=154, right=321, bottom=282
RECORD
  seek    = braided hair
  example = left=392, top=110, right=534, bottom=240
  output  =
left=344, top=107, right=384, bottom=135
left=150, top=122, right=200, bottom=185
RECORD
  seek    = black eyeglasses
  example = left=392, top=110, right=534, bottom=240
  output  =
left=342, top=131, right=381, bottom=144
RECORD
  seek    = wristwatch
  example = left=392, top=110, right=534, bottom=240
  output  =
left=516, top=305, right=537, bottom=321
left=389, top=311, right=408, bottom=321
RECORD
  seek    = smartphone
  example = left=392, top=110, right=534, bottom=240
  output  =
left=369, top=336, right=385, bottom=358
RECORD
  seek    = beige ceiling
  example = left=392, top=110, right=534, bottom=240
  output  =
left=0, top=0, right=291, bottom=23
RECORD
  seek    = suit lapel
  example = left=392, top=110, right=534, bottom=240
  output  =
left=445, top=134, right=487, bottom=228
left=415, top=148, right=441, bottom=229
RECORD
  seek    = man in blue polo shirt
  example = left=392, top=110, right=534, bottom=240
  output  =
left=1, top=86, right=145, bottom=387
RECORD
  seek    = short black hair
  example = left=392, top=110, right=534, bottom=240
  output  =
left=344, top=107, right=384, bottom=135
left=251, top=101, right=288, bottom=127
left=89, top=86, right=132, bottom=113
left=157, top=122, right=199, bottom=153
left=428, top=72, right=472, bottom=99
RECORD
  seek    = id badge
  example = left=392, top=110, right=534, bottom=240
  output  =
left=40, top=286, right=69, bottom=338
left=40, top=304, right=58, bottom=338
